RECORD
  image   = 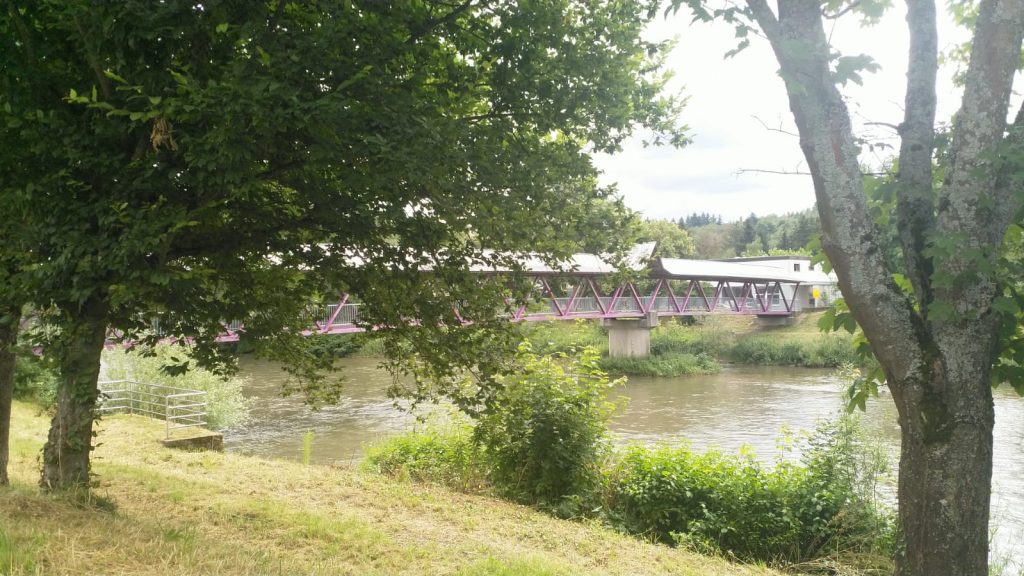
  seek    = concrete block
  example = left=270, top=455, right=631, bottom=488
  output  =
left=162, top=432, right=224, bottom=452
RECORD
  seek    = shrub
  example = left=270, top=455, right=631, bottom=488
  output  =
left=520, top=321, right=606, bottom=356
left=728, top=335, right=857, bottom=368
left=604, top=443, right=806, bottom=560
left=12, top=353, right=58, bottom=406
left=599, top=352, right=720, bottom=377
left=362, top=422, right=488, bottom=492
left=101, top=345, right=252, bottom=430
left=649, top=321, right=729, bottom=358
left=601, top=413, right=894, bottom=564
left=474, top=343, right=620, bottom=513
left=304, top=333, right=364, bottom=358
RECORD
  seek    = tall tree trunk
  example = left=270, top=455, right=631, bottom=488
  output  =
left=0, top=305, right=19, bottom=486
left=40, top=297, right=108, bottom=491
left=890, top=349, right=995, bottom=575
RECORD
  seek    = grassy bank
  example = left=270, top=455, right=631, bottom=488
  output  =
left=520, top=312, right=857, bottom=377
left=1, top=401, right=787, bottom=576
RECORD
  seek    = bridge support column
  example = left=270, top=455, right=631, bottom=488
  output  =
left=602, top=311, right=658, bottom=358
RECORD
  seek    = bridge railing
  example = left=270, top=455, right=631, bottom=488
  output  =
left=98, top=380, right=207, bottom=439
left=127, top=277, right=806, bottom=342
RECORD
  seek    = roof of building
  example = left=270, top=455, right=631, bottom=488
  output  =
left=652, top=257, right=835, bottom=284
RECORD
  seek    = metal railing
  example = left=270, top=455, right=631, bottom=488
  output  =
left=97, top=380, right=207, bottom=439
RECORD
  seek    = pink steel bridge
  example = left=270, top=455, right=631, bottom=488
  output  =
left=211, top=252, right=812, bottom=342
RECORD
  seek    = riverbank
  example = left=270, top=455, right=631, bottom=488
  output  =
left=523, top=311, right=858, bottom=376
left=2, top=400, right=786, bottom=576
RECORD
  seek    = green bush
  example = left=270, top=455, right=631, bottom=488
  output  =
left=728, top=335, right=857, bottom=368
left=604, top=444, right=806, bottom=560
left=601, top=414, right=894, bottom=563
left=649, top=321, right=730, bottom=358
left=474, top=343, right=620, bottom=513
left=599, top=352, right=720, bottom=377
left=101, top=345, right=252, bottom=430
left=520, top=321, right=605, bottom=356
left=362, top=423, right=487, bottom=492
left=304, top=333, right=364, bottom=358
left=12, top=353, right=58, bottom=406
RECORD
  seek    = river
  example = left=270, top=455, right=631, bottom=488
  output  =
left=225, top=356, right=1024, bottom=571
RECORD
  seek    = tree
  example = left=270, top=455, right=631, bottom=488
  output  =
left=1, top=1, right=682, bottom=489
left=675, top=0, right=1023, bottom=573
left=0, top=298, right=17, bottom=486
left=637, top=219, right=697, bottom=258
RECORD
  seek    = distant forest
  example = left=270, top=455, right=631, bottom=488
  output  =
left=677, top=208, right=820, bottom=259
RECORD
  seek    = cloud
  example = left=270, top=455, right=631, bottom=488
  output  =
left=595, top=4, right=971, bottom=222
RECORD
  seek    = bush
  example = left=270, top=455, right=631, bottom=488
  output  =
left=362, top=422, right=488, bottom=492
left=474, top=343, right=620, bottom=513
left=728, top=335, right=857, bottom=368
left=12, top=353, right=58, bottom=406
left=649, top=321, right=730, bottom=358
left=599, top=352, right=720, bottom=377
left=304, top=333, right=364, bottom=358
left=520, top=321, right=606, bottom=356
left=101, top=345, right=252, bottom=430
left=601, top=414, right=894, bottom=564
left=604, top=444, right=807, bottom=560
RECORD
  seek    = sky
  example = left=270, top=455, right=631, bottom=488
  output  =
left=593, top=3, right=972, bottom=223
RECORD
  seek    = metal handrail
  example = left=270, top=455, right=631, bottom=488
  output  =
left=97, top=380, right=208, bottom=439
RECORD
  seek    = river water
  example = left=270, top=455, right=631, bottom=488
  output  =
left=226, top=357, right=1024, bottom=570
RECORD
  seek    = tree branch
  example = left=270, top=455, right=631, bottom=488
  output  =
left=736, top=167, right=811, bottom=176
left=894, top=0, right=938, bottom=310
left=939, top=0, right=1024, bottom=248
left=406, top=0, right=478, bottom=45
left=754, top=0, right=926, bottom=385
left=71, top=14, right=113, bottom=100
left=751, top=115, right=800, bottom=137
left=822, top=0, right=861, bottom=19
left=744, top=0, right=781, bottom=42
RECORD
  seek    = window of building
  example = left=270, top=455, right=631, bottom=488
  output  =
left=793, top=263, right=801, bottom=272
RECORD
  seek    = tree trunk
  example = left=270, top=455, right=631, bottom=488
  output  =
left=40, top=298, right=108, bottom=491
left=0, top=305, right=19, bottom=486
left=890, top=351, right=995, bottom=576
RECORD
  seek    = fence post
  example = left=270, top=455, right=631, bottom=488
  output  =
left=165, top=392, right=170, bottom=440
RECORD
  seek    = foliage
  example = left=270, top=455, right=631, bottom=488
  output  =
left=303, top=334, right=365, bottom=360
left=473, top=343, right=621, bottom=513
left=300, top=430, right=314, bottom=466
left=11, top=354, right=58, bottom=406
left=1, top=0, right=683, bottom=488
left=679, top=212, right=723, bottom=229
left=728, top=335, right=858, bottom=369
left=650, top=321, right=731, bottom=358
left=599, top=352, right=719, bottom=377
left=685, top=210, right=820, bottom=259
left=601, top=414, right=894, bottom=564
left=101, top=345, right=251, bottom=430
left=520, top=321, right=606, bottom=357
left=637, top=219, right=696, bottom=258
left=362, top=421, right=488, bottom=493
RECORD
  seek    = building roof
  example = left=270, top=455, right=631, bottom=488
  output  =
left=652, top=257, right=835, bottom=284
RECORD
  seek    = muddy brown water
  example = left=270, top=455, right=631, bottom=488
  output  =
left=225, top=357, right=1024, bottom=569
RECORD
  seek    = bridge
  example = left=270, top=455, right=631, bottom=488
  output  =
left=213, top=246, right=835, bottom=357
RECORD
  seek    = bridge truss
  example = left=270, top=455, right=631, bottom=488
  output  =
left=215, top=275, right=800, bottom=342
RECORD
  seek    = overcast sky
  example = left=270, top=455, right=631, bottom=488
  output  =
left=593, top=4, right=973, bottom=223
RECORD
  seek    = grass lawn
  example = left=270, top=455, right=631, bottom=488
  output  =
left=1, top=401, right=786, bottom=576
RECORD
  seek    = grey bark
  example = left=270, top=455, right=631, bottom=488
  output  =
left=40, top=297, right=108, bottom=491
left=743, top=0, right=1024, bottom=574
left=0, top=305, right=19, bottom=486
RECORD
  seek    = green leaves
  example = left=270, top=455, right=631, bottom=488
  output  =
left=831, top=54, right=881, bottom=86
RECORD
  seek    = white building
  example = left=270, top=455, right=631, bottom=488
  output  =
left=723, top=255, right=840, bottom=311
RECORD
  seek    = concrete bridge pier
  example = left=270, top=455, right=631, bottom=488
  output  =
left=602, top=311, right=658, bottom=358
